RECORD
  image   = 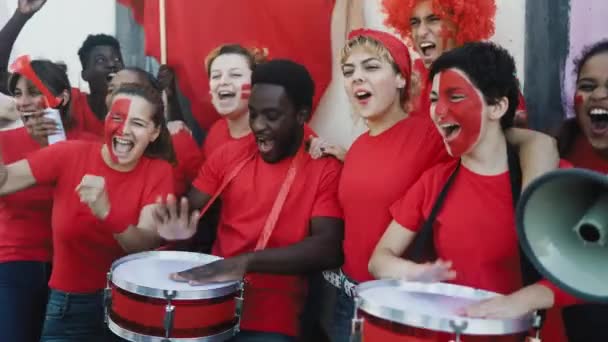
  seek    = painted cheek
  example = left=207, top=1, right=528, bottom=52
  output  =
left=105, top=98, right=131, bottom=162
left=241, top=83, right=251, bottom=100
left=575, top=94, right=584, bottom=108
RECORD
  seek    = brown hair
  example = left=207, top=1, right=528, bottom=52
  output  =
left=8, top=60, right=74, bottom=129
left=204, top=44, right=268, bottom=75
left=110, top=83, right=176, bottom=164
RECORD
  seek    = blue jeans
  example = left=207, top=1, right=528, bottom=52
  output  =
left=329, top=285, right=355, bottom=342
left=0, top=261, right=51, bottom=342
left=40, top=289, right=125, bottom=342
left=229, top=330, right=296, bottom=342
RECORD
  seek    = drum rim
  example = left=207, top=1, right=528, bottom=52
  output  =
left=110, top=251, right=240, bottom=300
left=356, top=280, right=534, bottom=336
left=108, top=316, right=237, bottom=341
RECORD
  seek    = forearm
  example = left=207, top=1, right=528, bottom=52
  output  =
left=537, top=280, right=585, bottom=307
left=505, top=128, right=558, bottom=189
left=167, top=92, right=184, bottom=122
left=114, top=225, right=162, bottom=253
left=511, top=283, right=555, bottom=312
left=369, top=248, right=419, bottom=280
left=0, top=11, right=30, bottom=94
left=245, top=235, right=343, bottom=275
left=346, top=0, right=365, bottom=33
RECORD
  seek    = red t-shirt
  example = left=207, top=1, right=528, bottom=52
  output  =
left=566, top=135, right=608, bottom=173
left=201, top=119, right=317, bottom=161
left=391, top=161, right=574, bottom=342
left=71, top=88, right=104, bottom=137
left=27, top=141, right=174, bottom=293
left=340, top=116, right=450, bottom=282
left=171, top=130, right=203, bottom=195
left=0, top=126, right=98, bottom=264
left=192, top=136, right=343, bottom=337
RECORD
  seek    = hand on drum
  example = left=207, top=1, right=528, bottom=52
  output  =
left=153, top=194, right=200, bottom=241
left=75, top=175, right=110, bottom=219
left=170, top=254, right=252, bottom=285
left=408, top=259, right=456, bottom=283
left=460, top=294, right=533, bottom=319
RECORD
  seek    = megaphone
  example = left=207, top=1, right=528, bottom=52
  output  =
left=516, top=168, right=608, bottom=303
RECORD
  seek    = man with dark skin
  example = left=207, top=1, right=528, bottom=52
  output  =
left=155, top=60, right=344, bottom=342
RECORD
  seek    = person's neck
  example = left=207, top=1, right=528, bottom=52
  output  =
left=87, top=91, right=108, bottom=121
left=367, top=101, right=408, bottom=136
left=461, top=126, right=509, bottom=175
left=226, top=111, right=251, bottom=139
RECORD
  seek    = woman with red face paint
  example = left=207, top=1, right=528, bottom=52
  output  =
left=369, top=42, right=578, bottom=342
left=544, top=40, right=608, bottom=342
left=0, top=57, right=98, bottom=342
left=0, top=83, right=174, bottom=341
left=320, top=28, right=452, bottom=342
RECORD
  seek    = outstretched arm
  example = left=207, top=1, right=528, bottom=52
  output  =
left=0, top=159, right=37, bottom=195
left=0, top=0, right=47, bottom=94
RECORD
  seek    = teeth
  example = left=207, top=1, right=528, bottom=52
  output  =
left=420, top=42, right=435, bottom=48
left=356, top=91, right=368, bottom=96
left=114, top=137, right=132, bottom=145
left=590, top=108, right=608, bottom=115
left=440, top=123, right=459, bottom=129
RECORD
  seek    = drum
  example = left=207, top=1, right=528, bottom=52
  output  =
left=353, top=280, right=535, bottom=342
left=105, top=251, right=243, bottom=342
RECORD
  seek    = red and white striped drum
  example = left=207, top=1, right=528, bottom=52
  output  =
left=105, top=251, right=243, bottom=341
left=353, top=280, right=536, bottom=342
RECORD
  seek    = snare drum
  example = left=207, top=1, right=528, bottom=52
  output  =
left=353, top=280, right=534, bottom=342
left=106, top=251, right=243, bottom=341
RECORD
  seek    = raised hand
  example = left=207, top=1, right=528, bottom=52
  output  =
left=157, top=65, right=176, bottom=95
left=167, top=120, right=192, bottom=136
left=153, top=194, right=199, bottom=241
left=170, top=254, right=251, bottom=285
left=75, top=175, right=110, bottom=219
left=407, top=259, right=456, bottom=283
left=22, top=110, right=59, bottom=143
left=17, top=0, right=47, bottom=16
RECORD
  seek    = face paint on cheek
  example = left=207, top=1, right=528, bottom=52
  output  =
left=438, top=70, right=483, bottom=157
left=575, top=94, right=584, bottom=108
left=241, top=83, right=252, bottom=100
left=105, top=98, right=131, bottom=163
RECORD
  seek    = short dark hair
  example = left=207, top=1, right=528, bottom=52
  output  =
left=574, top=39, right=608, bottom=80
left=251, top=59, right=315, bottom=111
left=429, top=41, right=519, bottom=130
left=77, top=34, right=121, bottom=69
left=8, top=60, right=73, bottom=129
left=110, top=83, right=176, bottom=164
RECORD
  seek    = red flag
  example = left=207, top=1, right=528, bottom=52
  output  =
left=117, top=0, right=334, bottom=131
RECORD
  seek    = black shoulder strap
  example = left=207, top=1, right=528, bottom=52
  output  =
left=409, top=161, right=461, bottom=263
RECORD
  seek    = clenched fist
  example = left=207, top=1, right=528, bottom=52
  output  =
left=75, top=175, right=110, bottom=219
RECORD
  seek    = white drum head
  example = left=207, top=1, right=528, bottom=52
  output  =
left=356, top=280, right=533, bottom=336
left=110, top=251, right=240, bottom=300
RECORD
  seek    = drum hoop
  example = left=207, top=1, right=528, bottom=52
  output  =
left=356, top=280, right=534, bottom=336
left=110, top=251, right=240, bottom=300
left=108, top=316, right=237, bottom=341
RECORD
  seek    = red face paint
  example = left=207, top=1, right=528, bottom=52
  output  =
left=433, top=69, right=483, bottom=157
left=575, top=94, right=584, bottom=108
left=10, top=55, right=62, bottom=108
left=241, top=83, right=252, bottom=100
left=105, top=98, right=131, bottom=163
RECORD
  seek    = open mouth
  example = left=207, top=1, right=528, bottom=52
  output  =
left=218, top=90, right=236, bottom=100
left=439, top=123, right=461, bottom=141
left=106, top=72, right=117, bottom=83
left=419, top=42, right=437, bottom=58
left=589, top=107, right=608, bottom=133
left=255, top=136, right=275, bottom=154
left=112, top=136, right=134, bottom=156
left=354, top=90, right=372, bottom=103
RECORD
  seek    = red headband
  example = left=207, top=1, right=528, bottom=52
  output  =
left=10, top=55, right=62, bottom=108
left=348, top=28, right=412, bottom=83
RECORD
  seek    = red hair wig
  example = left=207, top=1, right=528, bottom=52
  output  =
left=382, top=0, right=496, bottom=46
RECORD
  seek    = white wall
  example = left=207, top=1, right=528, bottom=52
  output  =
left=2, top=0, right=116, bottom=92
left=311, top=0, right=527, bottom=148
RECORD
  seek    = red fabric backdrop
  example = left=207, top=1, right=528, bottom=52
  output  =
left=117, top=0, right=335, bottom=131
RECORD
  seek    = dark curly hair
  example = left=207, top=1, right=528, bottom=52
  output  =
left=429, top=41, right=519, bottom=129
left=77, top=34, right=121, bottom=69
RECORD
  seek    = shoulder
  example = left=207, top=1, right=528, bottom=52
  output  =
left=418, top=160, right=460, bottom=185
left=141, top=156, right=174, bottom=175
left=208, top=136, right=256, bottom=167
left=66, top=129, right=100, bottom=142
